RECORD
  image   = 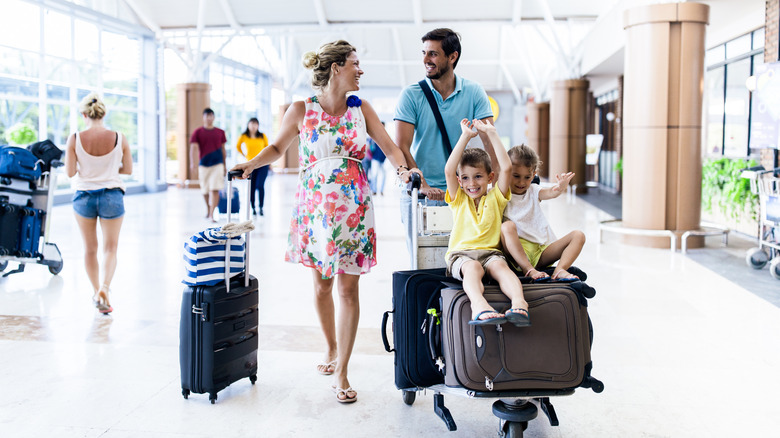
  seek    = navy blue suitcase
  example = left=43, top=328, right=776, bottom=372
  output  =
left=17, top=207, right=44, bottom=258
left=382, top=268, right=452, bottom=390
left=217, top=187, right=239, bottom=214
left=0, top=202, right=22, bottom=256
left=0, top=146, right=41, bottom=182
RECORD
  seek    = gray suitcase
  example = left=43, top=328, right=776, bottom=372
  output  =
left=440, top=282, right=601, bottom=392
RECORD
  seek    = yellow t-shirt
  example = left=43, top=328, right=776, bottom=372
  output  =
left=236, top=133, right=268, bottom=160
left=445, top=185, right=511, bottom=260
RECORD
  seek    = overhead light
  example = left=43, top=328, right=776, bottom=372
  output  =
left=606, top=112, right=615, bottom=122
left=745, top=75, right=757, bottom=92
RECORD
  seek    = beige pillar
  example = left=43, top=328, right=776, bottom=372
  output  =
left=176, top=83, right=211, bottom=188
left=526, top=102, right=550, bottom=179
left=550, top=79, right=589, bottom=193
left=622, top=3, right=709, bottom=248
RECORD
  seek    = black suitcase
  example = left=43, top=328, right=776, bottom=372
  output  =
left=382, top=268, right=455, bottom=391
left=0, top=202, right=23, bottom=256
left=180, top=171, right=258, bottom=404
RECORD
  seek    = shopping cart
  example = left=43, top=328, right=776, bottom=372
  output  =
left=741, top=166, right=780, bottom=279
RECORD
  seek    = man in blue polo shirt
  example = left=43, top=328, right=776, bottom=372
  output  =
left=394, top=28, right=494, bottom=263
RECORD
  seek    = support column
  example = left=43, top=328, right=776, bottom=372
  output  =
left=622, top=2, right=709, bottom=248
left=526, top=102, right=550, bottom=179
left=549, top=79, right=588, bottom=193
left=176, top=83, right=211, bottom=188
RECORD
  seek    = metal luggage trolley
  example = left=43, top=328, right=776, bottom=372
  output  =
left=399, top=174, right=603, bottom=437
left=0, top=158, right=64, bottom=277
left=742, top=166, right=780, bottom=279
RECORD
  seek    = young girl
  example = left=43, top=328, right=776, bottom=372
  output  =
left=500, top=145, right=585, bottom=280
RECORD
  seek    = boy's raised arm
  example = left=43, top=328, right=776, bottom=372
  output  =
left=473, top=119, right=511, bottom=195
left=445, top=119, right=477, bottom=198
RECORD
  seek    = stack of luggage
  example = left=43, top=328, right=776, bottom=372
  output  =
left=0, top=144, right=48, bottom=260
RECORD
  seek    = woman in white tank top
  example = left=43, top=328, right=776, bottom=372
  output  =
left=64, top=93, right=133, bottom=314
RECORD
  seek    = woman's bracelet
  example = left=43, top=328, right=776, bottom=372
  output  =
left=396, top=165, right=409, bottom=176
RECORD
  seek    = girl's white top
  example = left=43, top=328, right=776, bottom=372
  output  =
left=502, top=184, right=556, bottom=245
left=72, top=132, right=125, bottom=192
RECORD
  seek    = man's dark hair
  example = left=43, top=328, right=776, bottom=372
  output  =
left=203, top=108, right=214, bottom=116
left=421, top=28, right=462, bottom=68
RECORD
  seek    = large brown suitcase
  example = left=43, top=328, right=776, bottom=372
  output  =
left=441, top=282, right=595, bottom=392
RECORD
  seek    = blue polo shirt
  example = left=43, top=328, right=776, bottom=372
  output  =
left=394, top=76, right=493, bottom=190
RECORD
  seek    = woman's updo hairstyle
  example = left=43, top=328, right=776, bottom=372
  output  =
left=302, top=40, right=357, bottom=90
left=78, top=92, right=107, bottom=120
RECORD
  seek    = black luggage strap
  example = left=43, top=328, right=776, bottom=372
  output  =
left=418, top=80, right=453, bottom=155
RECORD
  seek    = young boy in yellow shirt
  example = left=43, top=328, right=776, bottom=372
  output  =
left=444, top=119, right=530, bottom=327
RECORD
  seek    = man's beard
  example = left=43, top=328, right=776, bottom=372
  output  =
left=426, top=62, right=450, bottom=80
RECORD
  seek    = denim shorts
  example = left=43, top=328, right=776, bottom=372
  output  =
left=72, top=188, right=125, bottom=219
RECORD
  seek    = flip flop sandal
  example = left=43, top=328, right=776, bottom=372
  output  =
left=334, top=387, right=357, bottom=404
left=317, top=360, right=337, bottom=376
left=468, top=310, right=507, bottom=326
left=505, top=308, right=531, bottom=327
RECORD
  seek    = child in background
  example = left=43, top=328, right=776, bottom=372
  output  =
left=444, top=119, right=530, bottom=327
left=500, top=145, right=585, bottom=280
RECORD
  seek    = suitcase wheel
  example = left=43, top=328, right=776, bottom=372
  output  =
left=48, top=261, right=63, bottom=275
left=402, top=390, right=416, bottom=405
left=182, top=388, right=190, bottom=399
left=249, top=374, right=257, bottom=385
left=209, top=393, right=217, bottom=404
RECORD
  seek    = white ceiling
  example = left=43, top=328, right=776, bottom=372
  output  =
left=113, top=0, right=765, bottom=99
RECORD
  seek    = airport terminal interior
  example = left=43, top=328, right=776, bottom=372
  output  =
left=1, top=0, right=780, bottom=437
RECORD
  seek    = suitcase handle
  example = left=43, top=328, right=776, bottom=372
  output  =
left=224, top=170, right=253, bottom=294
left=381, top=310, right=394, bottom=353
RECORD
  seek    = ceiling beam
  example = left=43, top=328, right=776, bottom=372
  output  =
left=512, top=0, right=523, bottom=25
left=391, top=27, right=407, bottom=89
left=534, top=0, right=574, bottom=77
left=217, top=0, right=242, bottom=32
left=121, top=0, right=189, bottom=66
left=411, top=0, right=423, bottom=26
left=313, top=0, right=328, bottom=27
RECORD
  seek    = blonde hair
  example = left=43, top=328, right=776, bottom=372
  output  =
left=301, top=40, right=357, bottom=90
left=78, top=93, right=106, bottom=120
left=507, top=144, right=541, bottom=171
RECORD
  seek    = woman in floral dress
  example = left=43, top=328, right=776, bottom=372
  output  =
left=232, top=40, right=421, bottom=404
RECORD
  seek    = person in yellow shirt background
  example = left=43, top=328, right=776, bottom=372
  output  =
left=236, top=117, right=270, bottom=215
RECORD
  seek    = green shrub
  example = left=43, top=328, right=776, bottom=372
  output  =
left=5, top=123, right=37, bottom=145
left=701, top=157, right=759, bottom=220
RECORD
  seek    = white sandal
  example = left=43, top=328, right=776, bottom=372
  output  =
left=333, top=386, right=357, bottom=404
left=316, top=360, right=337, bottom=376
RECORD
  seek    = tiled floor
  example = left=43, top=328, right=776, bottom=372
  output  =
left=1, top=172, right=779, bottom=437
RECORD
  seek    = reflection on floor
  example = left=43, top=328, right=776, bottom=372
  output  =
left=1, top=172, right=779, bottom=437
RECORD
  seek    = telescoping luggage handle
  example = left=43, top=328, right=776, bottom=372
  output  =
left=408, top=172, right=422, bottom=270
left=224, top=170, right=252, bottom=293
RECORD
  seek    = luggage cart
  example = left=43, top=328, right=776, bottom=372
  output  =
left=742, top=167, right=780, bottom=279
left=393, top=174, right=603, bottom=437
left=0, top=160, right=64, bottom=277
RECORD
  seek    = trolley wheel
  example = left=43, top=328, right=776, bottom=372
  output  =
left=0, top=260, right=7, bottom=272
left=501, top=420, right=527, bottom=438
left=249, top=374, right=257, bottom=384
left=48, top=262, right=63, bottom=275
left=770, top=258, right=780, bottom=280
left=746, top=247, right=769, bottom=269
left=402, top=390, right=416, bottom=405
left=182, top=388, right=190, bottom=399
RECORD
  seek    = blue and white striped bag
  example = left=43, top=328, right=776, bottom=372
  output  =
left=182, top=227, right=245, bottom=286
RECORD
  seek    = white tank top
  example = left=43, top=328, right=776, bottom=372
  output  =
left=72, top=132, right=126, bottom=192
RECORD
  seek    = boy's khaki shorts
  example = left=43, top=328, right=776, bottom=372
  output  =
left=198, top=163, right=226, bottom=194
left=446, top=249, right=505, bottom=280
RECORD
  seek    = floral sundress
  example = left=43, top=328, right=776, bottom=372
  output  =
left=284, top=95, right=376, bottom=279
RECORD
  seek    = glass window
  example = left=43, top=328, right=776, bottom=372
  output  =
left=103, top=93, right=138, bottom=111
left=706, top=66, right=725, bottom=155
left=0, top=0, right=40, bottom=52
left=74, top=19, right=99, bottom=63
left=44, top=10, right=71, bottom=56
left=74, top=63, right=99, bottom=87
left=0, top=46, right=40, bottom=77
left=0, top=77, right=39, bottom=97
left=706, top=46, right=725, bottom=67
left=47, top=104, right=71, bottom=147
left=725, top=34, right=751, bottom=59
left=103, top=68, right=138, bottom=92
left=752, top=28, right=765, bottom=50
left=45, top=56, right=73, bottom=83
left=46, top=84, right=69, bottom=101
left=102, top=31, right=139, bottom=72
left=723, top=58, right=751, bottom=157
left=0, top=100, right=39, bottom=145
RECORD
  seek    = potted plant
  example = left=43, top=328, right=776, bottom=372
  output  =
left=701, top=157, right=759, bottom=233
left=5, top=122, right=37, bottom=146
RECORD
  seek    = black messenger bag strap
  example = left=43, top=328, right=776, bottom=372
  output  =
left=418, top=79, right=453, bottom=155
